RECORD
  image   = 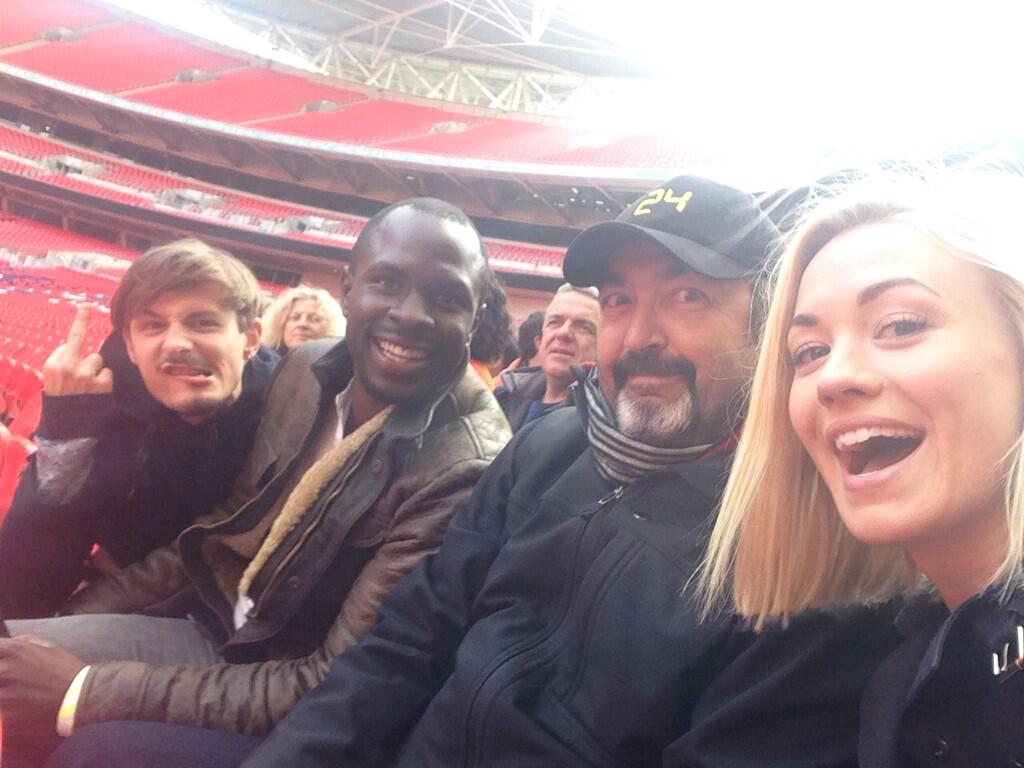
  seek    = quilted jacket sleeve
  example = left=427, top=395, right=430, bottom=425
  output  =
left=64, top=474, right=259, bottom=617
left=71, top=456, right=492, bottom=735
left=0, top=394, right=123, bottom=617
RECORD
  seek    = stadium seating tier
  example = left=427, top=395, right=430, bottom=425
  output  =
left=0, top=22, right=244, bottom=93
left=0, top=123, right=567, bottom=274
left=134, top=68, right=367, bottom=124
left=0, top=0, right=112, bottom=49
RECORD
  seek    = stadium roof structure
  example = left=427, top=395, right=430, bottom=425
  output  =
left=213, top=0, right=645, bottom=115
left=0, top=0, right=830, bottom=285
left=0, top=0, right=834, bottom=230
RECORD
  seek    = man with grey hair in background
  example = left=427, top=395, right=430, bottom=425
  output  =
left=495, top=283, right=599, bottom=431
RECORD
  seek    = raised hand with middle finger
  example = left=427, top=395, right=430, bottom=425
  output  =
left=42, top=305, right=114, bottom=397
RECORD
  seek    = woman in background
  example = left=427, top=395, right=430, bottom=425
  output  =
left=701, top=171, right=1024, bottom=766
left=261, top=286, right=345, bottom=353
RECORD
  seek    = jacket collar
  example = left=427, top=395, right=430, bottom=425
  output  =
left=101, top=331, right=160, bottom=423
left=496, top=365, right=543, bottom=394
left=310, top=338, right=472, bottom=443
left=656, top=449, right=732, bottom=502
left=895, top=585, right=1024, bottom=639
left=897, top=584, right=1024, bottom=703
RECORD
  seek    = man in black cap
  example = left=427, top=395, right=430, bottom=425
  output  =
left=51, top=177, right=899, bottom=768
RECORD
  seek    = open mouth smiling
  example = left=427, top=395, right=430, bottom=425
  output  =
left=375, top=338, right=429, bottom=364
left=831, top=425, right=924, bottom=476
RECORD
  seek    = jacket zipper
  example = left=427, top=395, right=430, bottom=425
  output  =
left=462, top=484, right=625, bottom=767
left=200, top=394, right=342, bottom=637
left=247, top=437, right=378, bottom=618
left=597, top=485, right=624, bottom=508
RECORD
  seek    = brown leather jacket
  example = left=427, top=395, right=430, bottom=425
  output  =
left=65, top=338, right=512, bottom=734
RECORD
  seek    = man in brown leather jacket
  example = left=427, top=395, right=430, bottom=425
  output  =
left=0, top=198, right=512, bottom=766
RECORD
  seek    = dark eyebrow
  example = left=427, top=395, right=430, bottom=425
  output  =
left=599, top=261, right=693, bottom=291
left=597, top=273, right=625, bottom=289
left=662, top=261, right=693, bottom=279
left=790, top=277, right=941, bottom=329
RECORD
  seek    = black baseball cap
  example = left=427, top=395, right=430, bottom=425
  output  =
left=563, top=175, right=781, bottom=287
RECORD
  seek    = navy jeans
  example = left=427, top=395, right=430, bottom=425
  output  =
left=2, top=615, right=223, bottom=767
left=46, top=723, right=262, bottom=768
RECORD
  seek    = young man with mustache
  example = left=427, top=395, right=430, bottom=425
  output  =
left=51, top=177, right=899, bottom=768
left=0, top=239, right=278, bottom=618
left=0, top=200, right=511, bottom=768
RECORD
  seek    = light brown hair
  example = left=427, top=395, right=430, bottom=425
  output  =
left=111, top=238, right=262, bottom=332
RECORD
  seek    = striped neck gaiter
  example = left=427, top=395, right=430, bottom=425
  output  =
left=579, top=370, right=710, bottom=484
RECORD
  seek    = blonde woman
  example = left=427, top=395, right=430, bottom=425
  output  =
left=701, top=171, right=1024, bottom=767
left=261, top=286, right=345, bottom=353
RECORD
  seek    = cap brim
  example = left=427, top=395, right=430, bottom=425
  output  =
left=563, top=221, right=752, bottom=287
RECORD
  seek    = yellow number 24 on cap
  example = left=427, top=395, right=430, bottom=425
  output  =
left=633, top=188, right=693, bottom=216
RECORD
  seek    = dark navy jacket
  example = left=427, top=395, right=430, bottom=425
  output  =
left=245, top=406, right=899, bottom=768
left=0, top=331, right=277, bottom=617
left=860, top=589, right=1024, bottom=767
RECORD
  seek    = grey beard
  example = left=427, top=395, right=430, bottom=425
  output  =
left=614, top=390, right=694, bottom=448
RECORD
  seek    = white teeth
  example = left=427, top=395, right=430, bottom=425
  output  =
left=163, top=365, right=210, bottom=376
left=377, top=339, right=427, bottom=362
left=834, top=426, right=920, bottom=451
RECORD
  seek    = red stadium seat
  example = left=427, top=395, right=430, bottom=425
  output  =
left=0, top=424, right=33, bottom=520
left=8, top=381, right=42, bottom=439
left=2, top=363, right=42, bottom=425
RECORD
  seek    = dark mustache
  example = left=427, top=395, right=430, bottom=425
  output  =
left=160, top=354, right=212, bottom=369
left=612, top=350, right=696, bottom=390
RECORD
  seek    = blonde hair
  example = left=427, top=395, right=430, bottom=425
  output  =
left=700, top=169, right=1024, bottom=628
left=261, top=285, right=345, bottom=351
left=112, top=238, right=261, bottom=332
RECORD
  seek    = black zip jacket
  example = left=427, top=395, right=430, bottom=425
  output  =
left=245, top=405, right=899, bottom=768
left=860, top=588, right=1024, bottom=767
left=0, top=332, right=278, bottom=617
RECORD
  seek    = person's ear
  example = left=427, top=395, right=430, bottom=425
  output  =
left=734, top=338, right=758, bottom=374
left=243, top=318, right=262, bottom=360
left=340, top=266, right=353, bottom=317
left=470, top=301, right=487, bottom=337
left=123, top=328, right=138, bottom=365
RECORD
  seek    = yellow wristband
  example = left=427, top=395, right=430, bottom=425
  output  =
left=56, top=665, right=91, bottom=737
